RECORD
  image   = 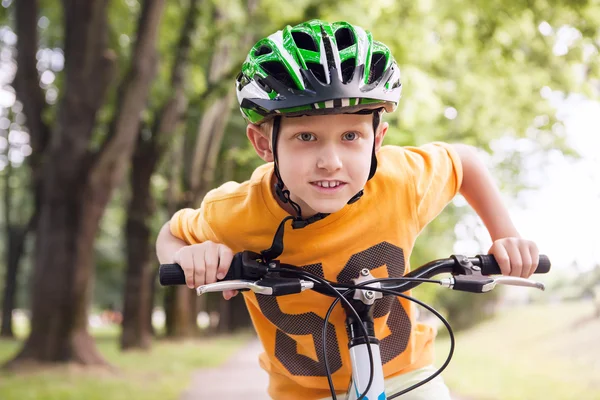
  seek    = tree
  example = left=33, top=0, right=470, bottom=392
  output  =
left=0, top=106, right=36, bottom=338
left=120, top=0, right=200, bottom=351
left=163, top=0, right=251, bottom=338
left=7, top=0, right=165, bottom=366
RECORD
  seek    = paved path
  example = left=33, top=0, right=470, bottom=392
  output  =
left=180, top=339, right=269, bottom=400
left=181, top=338, right=470, bottom=400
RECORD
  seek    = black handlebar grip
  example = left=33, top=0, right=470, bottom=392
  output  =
left=159, top=263, right=186, bottom=286
left=158, top=252, right=246, bottom=286
left=477, top=254, right=551, bottom=275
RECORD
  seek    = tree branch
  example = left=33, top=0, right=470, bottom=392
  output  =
left=91, top=0, right=165, bottom=186
left=149, top=0, right=200, bottom=156
left=54, top=0, right=117, bottom=171
left=14, top=0, right=50, bottom=157
left=186, top=0, right=258, bottom=202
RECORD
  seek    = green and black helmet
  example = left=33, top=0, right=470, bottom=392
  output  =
left=235, top=19, right=402, bottom=124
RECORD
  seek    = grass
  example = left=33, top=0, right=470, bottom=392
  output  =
left=435, top=300, right=600, bottom=400
left=0, top=328, right=251, bottom=400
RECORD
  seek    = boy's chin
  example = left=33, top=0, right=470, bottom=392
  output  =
left=305, top=200, right=348, bottom=215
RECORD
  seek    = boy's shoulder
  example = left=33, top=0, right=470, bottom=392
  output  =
left=377, top=142, right=459, bottom=175
left=203, top=162, right=271, bottom=207
left=202, top=163, right=273, bottom=224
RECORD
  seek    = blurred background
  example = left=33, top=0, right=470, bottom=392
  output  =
left=0, top=0, right=599, bottom=399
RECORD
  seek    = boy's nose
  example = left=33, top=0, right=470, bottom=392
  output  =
left=316, top=146, right=343, bottom=171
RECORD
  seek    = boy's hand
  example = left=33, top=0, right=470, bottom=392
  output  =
left=173, top=241, right=238, bottom=300
left=488, top=238, right=540, bottom=278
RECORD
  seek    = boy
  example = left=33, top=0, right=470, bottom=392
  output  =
left=156, top=20, right=540, bottom=399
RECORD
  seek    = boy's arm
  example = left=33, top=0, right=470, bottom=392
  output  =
left=156, top=221, right=187, bottom=264
left=452, top=144, right=540, bottom=278
left=155, top=217, right=237, bottom=299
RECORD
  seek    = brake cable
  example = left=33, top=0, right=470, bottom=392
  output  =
left=270, top=267, right=375, bottom=400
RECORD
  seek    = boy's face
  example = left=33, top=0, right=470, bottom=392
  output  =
left=248, top=112, right=388, bottom=217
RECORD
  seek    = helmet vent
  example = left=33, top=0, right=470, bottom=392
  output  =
left=340, top=58, right=356, bottom=83
left=367, top=52, right=386, bottom=84
left=260, top=61, right=296, bottom=89
left=254, top=45, right=272, bottom=57
left=291, top=31, right=318, bottom=52
left=335, top=27, right=355, bottom=51
left=306, top=62, right=327, bottom=84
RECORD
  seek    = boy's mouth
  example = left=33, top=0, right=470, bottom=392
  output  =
left=309, top=180, right=347, bottom=192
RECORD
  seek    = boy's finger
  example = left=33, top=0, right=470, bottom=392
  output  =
left=529, top=242, right=540, bottom=274
left=505, top=240, right=523, bottom=277
left=217, top=246, right=234, bottom=281
left=223, top=290, right=239, bottom=300
left=192, top=248, right=205, bottom=287
left=176, top=250, right=195, bottom=289
left=204, top=243, right=220, bottom=284
left=519, top=242, right=533, bottom=278
left=490, top=243, right=511, bottom=276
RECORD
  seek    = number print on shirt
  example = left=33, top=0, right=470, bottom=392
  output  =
left=256, top=242, right=411, bottom=377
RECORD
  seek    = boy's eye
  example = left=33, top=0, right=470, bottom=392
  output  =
left=343, top=131, right=359, bottom=141
left=297, top=133, right=316, bottom=141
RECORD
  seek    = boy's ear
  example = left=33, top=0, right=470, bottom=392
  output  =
left=247, top=124, right=274, bottom=162
left=374, top=121, right=388, bottom=152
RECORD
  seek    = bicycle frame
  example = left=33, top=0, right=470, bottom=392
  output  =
left=344, top=269, right=386, bottom=400
left=346, top=307, right=386, bottom=400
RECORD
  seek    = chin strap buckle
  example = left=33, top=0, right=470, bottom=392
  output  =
left=291, top=213, right=329, bottom=229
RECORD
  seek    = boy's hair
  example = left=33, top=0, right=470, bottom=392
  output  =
left=257, top=119, right=273, bottom=138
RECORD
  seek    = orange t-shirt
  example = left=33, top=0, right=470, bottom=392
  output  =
left=170, top=143, right=463, bottom=400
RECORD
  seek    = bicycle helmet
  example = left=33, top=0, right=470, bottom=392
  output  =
left=236, top=19, right=402, bottom=124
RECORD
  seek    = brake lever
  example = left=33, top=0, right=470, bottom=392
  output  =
left=440, top=275, right=545, bottom=293
left=196, top=280, right=271, bottom=296
left=195, top=279, right=315, bottom=296
left=493, top=276, right=545, bottom=291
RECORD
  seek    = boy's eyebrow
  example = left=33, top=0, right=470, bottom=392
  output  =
left=285, top=120, right=372, bottom=132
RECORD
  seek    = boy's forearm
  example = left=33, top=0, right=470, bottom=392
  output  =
left=453, top=144, right=520, bottom=241
left=156, top=221, right=188, bottom=264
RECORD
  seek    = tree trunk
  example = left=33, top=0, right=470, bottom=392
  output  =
left=147, top=267, right=158, bottom=336
left=1, top=155, right=14, bottom=338
left=5, top=0, right=47, bottom=340
left=6, top=0, right=164, bottom=367
left=120, top=139, right=155, bottom=350
left=184, top=0, right=257, bottom=334
left=120, top=0, right=200, bottom=345
left=1, top=223, right=32, bottom=339
left=164, top=283, right=193, bottom=338
left=1, top=240, right=17, bottom=338
left=162, top=130, right=197, bottom=338
left=1, top=229, right=27, bottom=339
left=218, top=294, right=252, bottom=333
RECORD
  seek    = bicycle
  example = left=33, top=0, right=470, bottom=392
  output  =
left=159, top=250, right=551, bottom=399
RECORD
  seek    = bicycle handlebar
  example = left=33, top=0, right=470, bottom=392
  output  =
left=159, top=251, right=551, bottom=290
